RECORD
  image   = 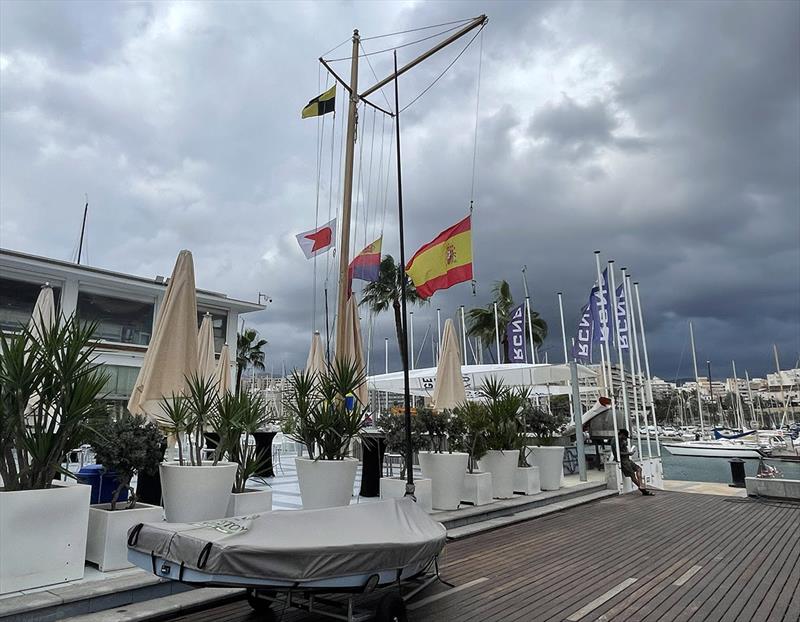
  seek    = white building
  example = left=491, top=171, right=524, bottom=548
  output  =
left=0, top=248, right=264, bottom=411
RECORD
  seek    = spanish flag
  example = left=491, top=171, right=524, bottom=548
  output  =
left=406, top=215, right=473, bottom=299
left=301, top=84, right=336, bottom=119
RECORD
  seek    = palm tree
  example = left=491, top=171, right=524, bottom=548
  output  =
left=466, top=280, right=547, bottom=363
left=360, top=255, right=423, bottom=369
left=236, top=328, right=267, bottom=395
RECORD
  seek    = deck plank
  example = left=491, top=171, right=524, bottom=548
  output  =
left=162, top=492, right=800, bottom=622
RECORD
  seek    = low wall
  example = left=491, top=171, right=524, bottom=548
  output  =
left=745, top=477, right=800, bottom=500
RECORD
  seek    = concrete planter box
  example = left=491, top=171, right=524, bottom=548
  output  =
left=478, top=450, right=519, bottom=499
left=296, top=458, right=357, bottom=509
left=462, top=471, right=493, bottom=506
left=160, top=462, right=237, bottom=523
left=0, top=481, right=91, bottom=593
left=418, top=452, right=469, bottom=510
left=513, top=466, right=541, bottom=495
left=526, top=446, right=564, bottom=491
left=379, top=477, right=433, bottom=513
left=745, top=477, right=800, bottom=500
left=227, top=489, right=273, bottom=517
left=86, top=502, right=163, bottom=571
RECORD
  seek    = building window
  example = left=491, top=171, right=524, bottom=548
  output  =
left=0, top=277, right=62, bottom=333
left=197, top=307, right=227, bottom=353
left=77, top=292, right=154, bottom=345
left=100, top=364, right=140, bottom=399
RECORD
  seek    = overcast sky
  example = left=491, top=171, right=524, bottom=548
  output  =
left=1, top=0, right=798, bottom=381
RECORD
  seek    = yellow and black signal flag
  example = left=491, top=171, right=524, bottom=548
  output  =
left=301, top=84, right=336, bottom=119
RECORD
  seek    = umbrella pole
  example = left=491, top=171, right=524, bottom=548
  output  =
left=393, top=51, right=415, bottom=498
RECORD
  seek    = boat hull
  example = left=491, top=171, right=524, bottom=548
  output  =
left=663, top=443, right=764, bottom=459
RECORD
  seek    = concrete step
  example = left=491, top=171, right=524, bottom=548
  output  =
left=57, top=588, right=243, bottom=622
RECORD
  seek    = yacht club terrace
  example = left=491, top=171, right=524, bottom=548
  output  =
left=0, top=248, right=264, bottom=409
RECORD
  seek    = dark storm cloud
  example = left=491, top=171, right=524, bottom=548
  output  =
left=1, top=0, right=797, bottom=379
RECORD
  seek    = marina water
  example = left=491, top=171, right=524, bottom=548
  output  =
left=659, top=444, right=800, bottom=483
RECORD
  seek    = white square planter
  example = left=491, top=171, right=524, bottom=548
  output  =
left=379, top=477, right=433, bottom=513
left=462, top=472, right=492, bottom=506
left=513, top=466, right=541, bottom=496
left=0, top=481, right=91, bottom=594
left=86, top=503, right=163, bottom=572
left=227, top=489, right=273, bottom=517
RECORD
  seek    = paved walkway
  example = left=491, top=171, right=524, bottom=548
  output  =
left=166, top=491, right=799, bottom=621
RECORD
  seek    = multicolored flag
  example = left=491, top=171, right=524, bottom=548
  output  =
left=295, top=218, right=336, bottom=259
left=506, top=302, right=527, bottom=363
left=615, top=284, right=629, bottom=351
left=348, top=236, right=382, bottom=295
left=572, top=302, right=593, bottom=364
left=406, top=215, right=473, bottom=299
left=301, top=84, right=336, bottom=119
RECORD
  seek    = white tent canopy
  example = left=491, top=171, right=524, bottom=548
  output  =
left=368, top=363, right=597, bottom=399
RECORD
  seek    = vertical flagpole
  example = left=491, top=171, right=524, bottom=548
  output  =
left=633, top=282, right=660, bottom=456
left=522, top=266, right=538, bottom=364
left=557, top=292, right=568, bottom=364
left=334, top=31, right=361, bottom=362
left=525, top=297, right=536, bottom=365
left=392, top=51, right=414, bottom=498
left=594, top=252, right=621, bottom=481
left=608, top=261, right=631, bottom=432
left=622, top=270, right=642, bottom=459
left=436, top=308, right=442, bottom=365
left=493, top=302, right=501, bottom=364
left=384, top=337, right=389, bottom=412
left=477, top=337, right=483, bottom=364
left=409, top=311, right=415, bottom=370
left=460, top=305, right=468, bottom=363
left=77, top=195, right=89, bottom=265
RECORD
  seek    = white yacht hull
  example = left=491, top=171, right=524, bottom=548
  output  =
left=663, top=442, right=764, bottom=459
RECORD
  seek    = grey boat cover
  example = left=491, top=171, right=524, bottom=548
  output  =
left=128, top=497, right=446, bottom=582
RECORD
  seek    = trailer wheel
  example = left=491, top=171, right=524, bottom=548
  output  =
left=374, top=592, right=407, bottom=622
left=246, top=589, right=276, bottom=620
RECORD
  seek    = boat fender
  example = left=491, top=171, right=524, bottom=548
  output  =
left=197, top=542, right=213, bottom=569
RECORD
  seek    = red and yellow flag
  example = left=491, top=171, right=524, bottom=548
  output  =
left=406, top=215, right=473, bottom=299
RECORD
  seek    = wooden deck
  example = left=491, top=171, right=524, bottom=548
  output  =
left=167, top=492, right=800, bottom=621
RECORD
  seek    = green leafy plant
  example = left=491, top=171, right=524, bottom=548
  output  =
left=416, top=408, right=464, bottom=453
left=480, top=377, right=528, bottom=452
left=377, top=412, right=425, bottom=480
left=91, top=414, right=164, bottom=510
left=211, top=391, right=274, bottom=492
left=282, top=358, right=369, bottom=460
left=523, top=402, right=569, bottom=446
left=452, top=401, right=490, bottom=473
left=0, top=316, right=110, bottom=491
left=159, top=373, right=220, bottom=466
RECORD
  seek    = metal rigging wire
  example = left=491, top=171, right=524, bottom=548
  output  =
left=326, top=22, right=468, bottom=62
left=361, top=17, right=474, bottom=41
left=399, top=23, right=485, bottom=113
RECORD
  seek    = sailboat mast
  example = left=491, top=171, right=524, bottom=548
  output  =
left=334, top=31, right=361, bottom=362
left=77, top=195, right=89, bottom=265
left=689, top=322, right=705, bottom=434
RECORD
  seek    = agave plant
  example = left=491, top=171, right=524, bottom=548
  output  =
left=0, top=315, right=110, bottom=491
left=282, top=358, right=370, bottom=461
left=479, top=377, right=529, bottom=452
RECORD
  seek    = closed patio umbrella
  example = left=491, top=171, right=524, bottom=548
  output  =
left=305, top=331, right=326, bottom=375
left=431, top=318, right=466, bottom=410
left=213, top=343, right=232, bottom=397
left=341, top=295, right=368, bottom=407
left=128, top=250, right=199, bottom=426
left=197, top=312, right=216, bottom=384
left=28, top=283, right=55, bottom=340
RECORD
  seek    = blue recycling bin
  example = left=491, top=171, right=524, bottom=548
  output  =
left=76, top=464, right=128, bottom=504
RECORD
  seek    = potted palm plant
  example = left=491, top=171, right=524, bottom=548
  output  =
left=86, top=414, right=164, bottom=571
left=376, top=412, right=432, bottom=512
left=283, top=359, right=369, bottom=509
left=416, top=408, right=469, bottom=510
left=159, top=374, right=237, bottom=522
left=0, top=317, right=109, bottom=593
left=475, top=379, right=525, bottom=499
left=454, top=401, right=493, bottom=506
left=524, top=403, right=569, bottom=491
left=211, top=391, right=275, bottom=517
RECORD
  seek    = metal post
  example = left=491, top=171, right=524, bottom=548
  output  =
left=557, top=292, right=568, bottom=364
left=623, top=271, right=642, bottom=458
left=384, top=337, right=389, bottom=412
left=409, top=311, right=415, bottom=370
left=493, top=302, right=501, bottom=364
left=707, top=360, right=715, bottom=426
left=570, top=359, right=587, bottom=481
left=689, top=321, right=705, bottom=436
left=436, top=308, right=442, bottom=365
left=460, top=305, right=468, bottom=363
left=334, top=31, right=361, bottom=362
left=608, top=262, right=631, bottom=432
left=525, top=297, right=536, bottom=365
left=633, top=282, right=661, bottom=455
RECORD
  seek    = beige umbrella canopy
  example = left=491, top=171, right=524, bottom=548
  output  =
left=341, top=294, right=368, bottom=407
left=431, top=318, right=466, bottom=410
left=128, top=250, right=199, bottom=426
left=197, top=312, right=216, bottom=383
left=28, top=284, right=55, bottom=340
left=213, top=342, right=232, bottom=397
left=305, top=331, right=326, bottom=375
